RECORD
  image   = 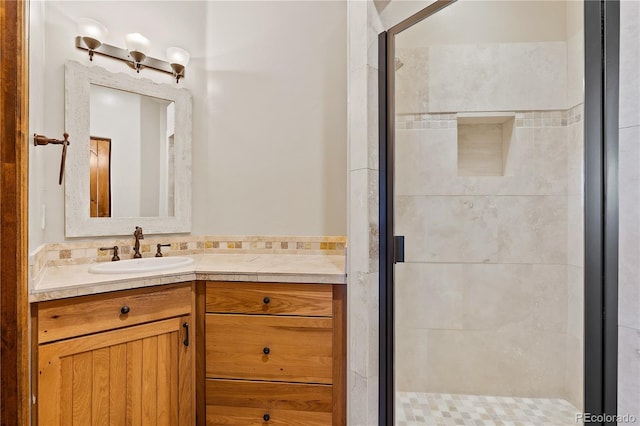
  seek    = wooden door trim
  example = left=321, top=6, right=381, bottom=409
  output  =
left=0, top=0, right=30, bottom=424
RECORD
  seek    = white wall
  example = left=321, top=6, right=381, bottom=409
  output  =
left=28, top=0, right=347, bottom=249
left=198, top=1, right=347, bottom=236
left=90, top=85, right=141, bottom=218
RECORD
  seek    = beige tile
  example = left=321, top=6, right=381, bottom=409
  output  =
left=424, top=329, right=567, bottom=397
left=619, top=0, right=640, bottom=128
left=618, top=326, right=640, bottom=420
left=565, top=334, right=584, bottom=411
left=428, top=44, right=500, bottom=113
left=567, top=195, right=584, bottom=268
left=396, top=126, right=569, bottom=197
left=458, top=123, right=505, bottom=176
left=395, top=263, right=463, bottom=330
left=497, top=42, right=567, bottom=111
left=567, top=266, right=584, bottom=340
left=395, top=129, right=457, bottom=197
left=395, top=47, right=429, bottom=115
left=395, top=326, right=430, bottom=392
left=395, top=195, right=567, bottom=264
left=619, top=127, right=640, bottom=329
left=460, top=264, right=568, bottom=333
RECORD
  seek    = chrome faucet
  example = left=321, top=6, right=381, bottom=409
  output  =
left=133, top=226, right=144, bottom=258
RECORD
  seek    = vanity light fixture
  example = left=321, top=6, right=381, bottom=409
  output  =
left=166, top=47, right=190, bottom=83
left=75, top=19, right=189, bottom=83
left=77, top=18, right=108, bottom=61
left=125, top=33, right=151, bottom=73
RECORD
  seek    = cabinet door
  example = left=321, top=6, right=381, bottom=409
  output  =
left=38, top=316, right=193, bottom=426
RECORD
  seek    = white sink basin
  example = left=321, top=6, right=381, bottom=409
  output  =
left=88, top=256, right=194, bottom=274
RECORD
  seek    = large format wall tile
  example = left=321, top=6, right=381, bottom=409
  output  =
left=395, top=326, right=431, bottom=392
left=395, top=47, right=429, bottom=115
left=428, top=44, right=500, bottom=113
left=567, top=30, right=585, bottom=109
left=400, top=328, right=567, bottom=396
left=619, top=126, right=640, bottom=330
left=428, top=42, right=567, bottom=113
left=565, top=333, right=584, bottom=411
left=567, top=122, right=584, bottom=197
left=395, top=263, right=464, bottom=330
left=618, top=326, right=640, bottom=420
left=396, top=263, right=567, bottom=333
left=619, top=0, right=640, bottom=129
left=395, top=126, right=569, bottom=197
left=496, top=42, right=568, bottom=111
left=395, top=195, right=568, bottom=264
left=459, top=263, right=567, bottom=333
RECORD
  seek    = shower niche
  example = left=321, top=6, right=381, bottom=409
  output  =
left=456, top=112, right=514, bottom=176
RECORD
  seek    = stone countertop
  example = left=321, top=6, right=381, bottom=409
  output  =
left=30, top=254, right=346, bottom=302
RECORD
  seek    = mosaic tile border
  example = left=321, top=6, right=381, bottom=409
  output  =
left=29, top=235, right=346, bottom=283
left=396, top=103, right=584, bottom=130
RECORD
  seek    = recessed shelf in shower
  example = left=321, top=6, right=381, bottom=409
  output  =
left=456, top=112, right=515, bottom=177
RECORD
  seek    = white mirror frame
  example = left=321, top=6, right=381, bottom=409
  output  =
left=65, top=60, right=192, bottom=237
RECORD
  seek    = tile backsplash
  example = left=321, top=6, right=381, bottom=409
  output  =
left=29, top=235, right=346, bottom=284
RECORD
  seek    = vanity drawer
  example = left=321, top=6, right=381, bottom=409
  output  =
left=206, top=314, right=333, bottom=384
left=206, top=379, right=332, bottom=426
left=205, top=281, right=333, bottom=317
left=37, top=284, right=192, bottom=343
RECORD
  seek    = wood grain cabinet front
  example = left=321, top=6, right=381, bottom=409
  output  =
left=204, top=281, right=346, bottom=426
left=33, top=283, right=195, bottom=426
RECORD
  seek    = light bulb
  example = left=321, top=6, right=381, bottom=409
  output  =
left=125, top=33, right=151, bottom=64
left=77, top=18, right=107, bottom=60
left=166, top=47, right=190, bottom=67
left=167, top=47, right=190, bottom=83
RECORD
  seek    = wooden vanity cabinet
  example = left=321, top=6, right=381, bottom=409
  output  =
left=33, top=283, right=195, bottom=426
left=204, top=281, right=346, bottom=425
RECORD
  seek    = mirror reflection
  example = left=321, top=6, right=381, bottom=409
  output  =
left=89, top=84, right=175, bottom=218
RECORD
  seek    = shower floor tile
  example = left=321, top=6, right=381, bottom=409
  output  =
left=396, top=392, right=581, bottom=426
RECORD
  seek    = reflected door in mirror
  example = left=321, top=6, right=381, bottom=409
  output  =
left=89, top=137, right=111, bottom=217
left=89, top=84, right=175, bottom=218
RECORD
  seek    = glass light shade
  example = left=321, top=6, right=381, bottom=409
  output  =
left=77, top=18, right=107, bottom=48
left=125, top=33, right=151, bottom=56
left=166, top=47, right=190, bottom=67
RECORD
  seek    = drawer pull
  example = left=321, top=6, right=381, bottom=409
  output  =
left=120, top=306, right=130, bottom=315
left=263, top=413, right=270, bottom=422
left=263, top=296, right=270, bottom=304
left=262, top=347, right=270, bottom=355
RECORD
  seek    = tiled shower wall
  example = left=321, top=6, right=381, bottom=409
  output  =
left=618, top=0, right=640, bottom=420
left=393, top=30, right=584, bottom=408
left=394, top=107, right=583, bottom=403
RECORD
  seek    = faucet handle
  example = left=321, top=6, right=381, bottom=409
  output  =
left=100, top=246, right=120, bottom=261
left=155, top=243, right=171, bottom=257
left=134, top=226, right=144, bottom=239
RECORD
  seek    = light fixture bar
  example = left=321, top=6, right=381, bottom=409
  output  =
left=75, top=36, right=185, bottom=80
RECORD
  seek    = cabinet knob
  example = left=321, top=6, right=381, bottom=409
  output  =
left=263, top=413, right=270, bottom=422
left=263, top=347, right=270, bottom=355
left=263, top=296, right=270, bottom=304
left=120, top=306, right=130, bottom=315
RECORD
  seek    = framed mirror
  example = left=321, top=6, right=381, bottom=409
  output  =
left=65, top=60, right=192, bottom=237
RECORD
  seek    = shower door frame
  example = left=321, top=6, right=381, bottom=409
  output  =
left=378, top=1, right=620, bottom=425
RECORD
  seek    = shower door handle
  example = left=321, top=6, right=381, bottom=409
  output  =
left=394, top=235, right=405, bottom=263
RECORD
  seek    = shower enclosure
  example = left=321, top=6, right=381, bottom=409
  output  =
left=379, top=1, right=619, bottom=425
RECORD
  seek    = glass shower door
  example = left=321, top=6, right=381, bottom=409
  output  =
left=392, top=2, right=585, bottom=424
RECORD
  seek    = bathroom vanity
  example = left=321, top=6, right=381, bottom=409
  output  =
left=205, top=281, right=345, bottom=425
left=30, top=252, right=346, bottom=425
